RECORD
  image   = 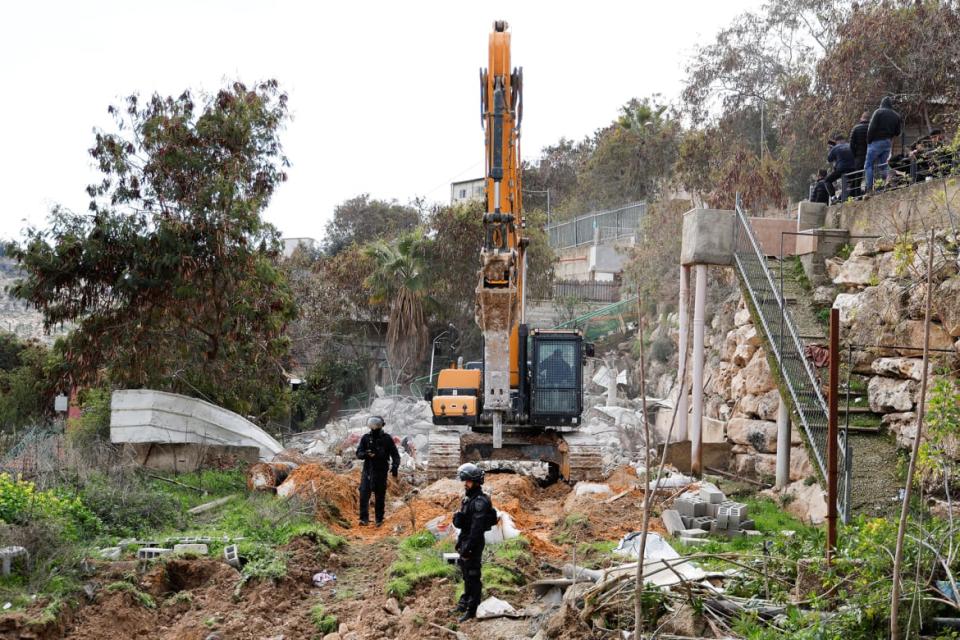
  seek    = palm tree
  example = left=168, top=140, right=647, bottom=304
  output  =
left=363, top=229, right=431, bottom=379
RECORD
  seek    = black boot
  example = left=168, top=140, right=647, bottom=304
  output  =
left=458, top=609, right=476, bottom=623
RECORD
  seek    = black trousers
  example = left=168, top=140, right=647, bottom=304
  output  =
left=457, top=550, right=484, bottom=613
left=359, top=474, right=386, bottom=523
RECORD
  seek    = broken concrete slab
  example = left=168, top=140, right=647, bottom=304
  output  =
left=0, top=547, right=28, bottom=576
left=660, top=510, right=685, bottom=537
left=137, top=547, right=172, bottom=561
left=110, top=389, right=282, bottom=461
left=99, top=547, right=122, bottom=561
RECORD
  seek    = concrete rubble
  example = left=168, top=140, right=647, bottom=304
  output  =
left=663, top=482, right=759, bottom=541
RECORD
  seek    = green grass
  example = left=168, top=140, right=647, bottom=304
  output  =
left=387, top=532, right=458, bottom=599
left=788, top=256, right=812, bottom=291
left=310, top=603, right=338, bottom=633
left=105, top=581, right=156, bottom=609
left=575, top=540, right=618, bottom=569
left=455, top=537, right=534, bottom=601
left=673, top=498, right=813, bottom=558
left=146, top=467, right=247, bottom=510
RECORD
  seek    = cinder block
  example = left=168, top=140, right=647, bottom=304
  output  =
left=706, top=502, right=720, bottom=518
left=699, top=483, right=725, bottom=505
left=174, top=543, right=209, bottom=555
left=744, top=530, right=763, bottom=536
left=693, top=516, right=714, bottom=531
left=680, top=515, right=694, bottom=529
left=679, top=528, right=708, bottom=538
left=675, top=495, right=707, bottom=518
left=717, top=503, right=748, bottom=530
left=680, top=536, right=710, bottom=546
left=224, top=544, right=240, bottom=569
left=137, top=547, right=171, bottom=561
left=661, top=510, right=685, bottom=537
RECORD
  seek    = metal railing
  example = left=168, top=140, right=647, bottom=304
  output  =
left=732, top=196, right=851, bottom=522
left=547, top=202, right=646, bottom=249
left=812, top=146, right=960, bottom=204
left=550, top=280, right=621, bottom=302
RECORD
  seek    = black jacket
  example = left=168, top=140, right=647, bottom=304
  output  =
left=454, top=485, right=491, bottom=557
left=356, top=429, right=400, bottom=482
left=850, top=120, right=869, bottom=161
left=810, top=180, right=830, bottom=204
left=867, top=97, right=902, bottom=143
left=827, top=142, right=856, bottom=172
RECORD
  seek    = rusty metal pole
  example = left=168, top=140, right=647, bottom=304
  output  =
left=827, top=307, right=839, bottom=562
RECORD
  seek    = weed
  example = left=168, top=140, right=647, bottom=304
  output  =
left=235, top=543, right=288, bottom=595
left=387, top=532, right=457, bottom=599
left=310, top=603, right=338, bottom=633
left=164, top=591, right=193, bottom=607
left=837, top=243, right=852, bottom=260
left=105, top=581, right=156, bottom=608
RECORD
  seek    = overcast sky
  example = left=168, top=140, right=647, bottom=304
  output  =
left=0, top=0, right=762, bottom=243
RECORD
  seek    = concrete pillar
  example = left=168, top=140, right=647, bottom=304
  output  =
left=690, top=264, right=707, bottom=477
left=776, top=394, right=791, bottom=489
left=677, top=266, right=690, bottom=441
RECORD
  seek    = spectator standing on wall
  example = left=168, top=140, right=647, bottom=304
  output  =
left=864, top=97, right=902, bottom=194
left=810, top=169, right=831, bottom=204
left=825, top=134, right=856, bottom=198
left=849, top=112, right=870, bottom=196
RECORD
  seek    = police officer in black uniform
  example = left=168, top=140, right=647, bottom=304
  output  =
left=452, top=462, right=490, bottom=622
left=355, top=415, right=400, bottom=527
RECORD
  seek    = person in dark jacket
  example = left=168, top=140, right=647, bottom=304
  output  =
left=848, top=112, right=870, bottom=197
left=355, top=415, right=400, bottom=526
left=825, top=134, right=856, bottom=197
left=810, top=169, right=831, bottom=204
left=864, top=97, right=902, bottom=193
left=452, top=463, right=492, bottom=622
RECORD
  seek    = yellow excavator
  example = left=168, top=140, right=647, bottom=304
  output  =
left=425, top=21, right=601, bottom=482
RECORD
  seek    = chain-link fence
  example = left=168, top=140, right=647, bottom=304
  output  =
left=732, top=198, right=852, bottom=523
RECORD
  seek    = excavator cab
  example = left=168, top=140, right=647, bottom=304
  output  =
left=429, top=367, right=481, bottom=426
left=529, top=331, right=583, bottom=426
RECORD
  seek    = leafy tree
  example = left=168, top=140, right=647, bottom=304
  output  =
left=322, top=194, right=421, bottom=256
left=623, top=200, right=691, bottom=311
left=521, top=137, right=593, bottom=220
left=290, top=355, right=368, bottom=429
left=11, top=80, right=295, bottom=419
left=364, top=229, right=431, bottom=377
left=0, top=333, right=61, bottom=430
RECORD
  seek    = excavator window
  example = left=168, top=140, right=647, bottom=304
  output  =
left=530, top=338, right=582, bottom=420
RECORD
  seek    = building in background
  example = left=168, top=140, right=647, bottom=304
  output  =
left=450, top=178, right=485, bottom=205
left=282, top=237, right=318, bottom=258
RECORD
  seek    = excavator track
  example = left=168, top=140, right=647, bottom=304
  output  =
left=426, top=430, right=464, bottom=482
left=426, top=429, right=603, bottom=483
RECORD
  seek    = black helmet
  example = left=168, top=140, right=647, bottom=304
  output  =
left=457, top=463, right=484, bottom=484
left=367, top=415, right=385, bottom=430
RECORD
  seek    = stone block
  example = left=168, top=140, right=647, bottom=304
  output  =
left=679, top=528, right=709, bottom=538
left=726, top=418, right=778, bottom=453
left=895, top=320, right=955, bottom=354
left=661, top=510, right=685, bottom=537
left=174, top=543, right=209, bottom=555
left=935, top=277, right=960, bottom=336
left=681, top=209, right=735, bottom=266
left=796, top=201, right=827, bottom=232
left=868, top=376, right=916, bottom=413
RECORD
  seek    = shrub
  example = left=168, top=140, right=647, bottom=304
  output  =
left=0, top=473, right=100, bottom=540
left=649, top=336, right=674, bottom=363
left=65, top=387, right=111, bottom=449
left=79, top=472, right=184, bottom=537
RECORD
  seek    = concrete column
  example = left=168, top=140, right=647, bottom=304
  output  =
left=690, top=264, right=707, bottom=477
left=677, top=266, right=690, bottom=442
left=776, top=394, right=791, bottom=489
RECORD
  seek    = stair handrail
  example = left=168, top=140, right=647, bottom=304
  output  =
left=732, top=196, right=850, bottom=521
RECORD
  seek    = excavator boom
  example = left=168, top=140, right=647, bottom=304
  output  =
left=427, top=21, right=600, bottom=483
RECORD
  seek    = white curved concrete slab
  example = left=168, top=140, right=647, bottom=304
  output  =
left=110, top=389, right=282, bottom=461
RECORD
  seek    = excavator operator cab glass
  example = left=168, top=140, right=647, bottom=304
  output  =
left=530, top=335, right=583, bottom=424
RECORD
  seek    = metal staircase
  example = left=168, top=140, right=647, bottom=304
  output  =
left=732, top=198, right=852, bottom=522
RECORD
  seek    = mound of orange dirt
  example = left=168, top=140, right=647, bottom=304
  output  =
left=605, top=465, right=642, bottom=493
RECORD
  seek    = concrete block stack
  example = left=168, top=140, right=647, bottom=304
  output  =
left=663, top=483, right=757, bottom=543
